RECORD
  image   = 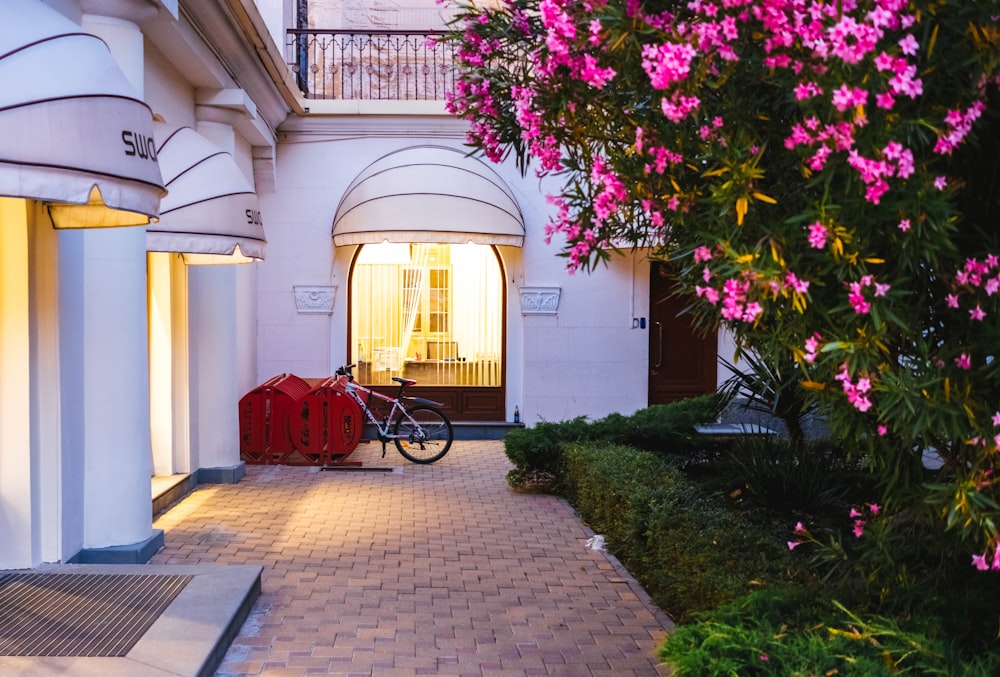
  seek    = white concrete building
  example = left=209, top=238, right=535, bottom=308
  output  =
left=0, top=0, right=729, bottom=570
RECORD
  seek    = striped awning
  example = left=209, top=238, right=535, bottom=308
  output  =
left=0, top=0, right=164, bottom=228
left=333, top=146, right=524, bottom=247
left=148, top=124, right=265, bottom=263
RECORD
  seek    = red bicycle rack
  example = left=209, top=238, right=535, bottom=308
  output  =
left=238, top=373, right=312, bottom=464
left=289, top=376, right=364, bottom=466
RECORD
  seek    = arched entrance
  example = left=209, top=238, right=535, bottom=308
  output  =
left=333, top=146, right=524, bottom=421
left=349, top=242, right=506, bottom=420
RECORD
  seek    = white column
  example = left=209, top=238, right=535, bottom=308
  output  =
left=57, top=3, right=158, bottom=557
left=58, top=227, right=154, bottom=554
left=189, top=265, right=244, bottom=475
left=187, top=105, right=257, bottom=480
left=0, top=199, right=34, bottom=569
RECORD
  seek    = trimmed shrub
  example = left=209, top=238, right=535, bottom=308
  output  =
left=503, top=395, right=722, bottom=490
left=502, top=417, right=593, bottom=490
left=563, top=441, right=796, bottom=621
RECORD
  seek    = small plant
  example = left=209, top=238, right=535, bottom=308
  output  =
left=719, top=435, right=869, bottom=516
left=659, top=588, right=1000, bottom=676
left=718, top=347, right=814, bottom=449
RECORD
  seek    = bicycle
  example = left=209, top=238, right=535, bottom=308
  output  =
left=333, top=364, right=454, bottom=464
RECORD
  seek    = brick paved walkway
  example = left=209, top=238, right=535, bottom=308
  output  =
left=151, top=441, right=673, bottom=677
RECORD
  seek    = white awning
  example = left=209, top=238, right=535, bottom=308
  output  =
left=148, top=125, right=266, bottom=263
left=0, top=0, right=164, bottom=228
left=333, top=146, right=525, bottom=247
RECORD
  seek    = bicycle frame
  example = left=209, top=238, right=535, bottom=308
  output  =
left=339, top=377, right=441, bottom=441
left=341, top=380, right=410, bottom=440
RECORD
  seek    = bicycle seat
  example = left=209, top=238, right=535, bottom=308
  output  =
left=392, top=377, right=417, bottom=387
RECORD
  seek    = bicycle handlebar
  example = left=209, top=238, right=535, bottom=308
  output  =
left=335, top=364, right=356, bottom=381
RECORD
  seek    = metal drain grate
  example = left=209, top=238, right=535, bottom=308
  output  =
left=0, top=573, right=191, bottom=657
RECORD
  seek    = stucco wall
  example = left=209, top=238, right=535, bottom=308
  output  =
left=258, top=121, right=658, bottom=424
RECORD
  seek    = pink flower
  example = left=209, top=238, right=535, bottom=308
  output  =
left=787, top=541, right=802, bottom=550
left=641, top=41, right=698, bottom=89
left=804, top=333, right=821, bottom=364
left=848, top=282, right=871, bottom=314
left=992, top=411, right=1000, bottom=427
left=898, top=34, right=920, bottom=56
left=934, top=176, right=948, bottom=190
left=972, top=553, right=990, bottom=571
left=742, top=301, right=763, bottom=322
left=875, top=91, right=896, bottom=109
left=794, top=81, right=823, bottom=100
left=807, top=221, right=828, bottom=249
left=853, top=520, right=865, bottom=538
left=898, top=218, right=911, bottom=232
left=868, top=503, right=881, bottom=515
left=955, top=353, right=971, bottom=370
left=794, top=521, right=806, bottom=533
left=693, top=246, right=713, bottom=263
left=836, top=364, right=875, bottom=412
left=831, top=83, right=868, bottom=111
left=785, top=271, right=810, bottom=294
left=970, top=305, right=987, bottom=321
left=695, top=285, right=720, bottom=305
left=877, top=424, right=888, bottom=436
left=946, top=294, right=960, bottom=308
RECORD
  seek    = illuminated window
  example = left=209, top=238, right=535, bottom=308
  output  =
left=350, top=243, right=502, bottom=386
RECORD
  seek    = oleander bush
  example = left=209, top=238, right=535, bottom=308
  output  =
left=660, top=588, right=1000, bottom=677
left=659, top=587, right=1000, bottom=677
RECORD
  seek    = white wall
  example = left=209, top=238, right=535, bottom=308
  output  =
left=144, top=41, right=196, bottom=127
left=259, top=124, right=657, bottom=423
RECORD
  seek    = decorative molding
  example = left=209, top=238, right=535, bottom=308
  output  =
left=519, top=287, right=561, bottom=316
left=294, top=285, right=336, bottom=314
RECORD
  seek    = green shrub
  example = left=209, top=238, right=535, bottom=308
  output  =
left=593, top=395, right=725, bottom=452
left=563, top=441, right=797, bottom=621
left=503, top=395, right=722, bottom=490
left=660, top=588, right=1000, bottom=676
left=502, top=416, right=594, bottom=490
left=718, top=435, right=870, bottom=517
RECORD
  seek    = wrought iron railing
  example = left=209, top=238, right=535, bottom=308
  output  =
left=287, top=30, right=458, bottom=101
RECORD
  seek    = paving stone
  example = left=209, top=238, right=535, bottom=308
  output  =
left=152, top=441, right=672, bottom=676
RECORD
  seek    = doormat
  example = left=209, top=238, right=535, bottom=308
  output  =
left=0, top=573, right=191, bottom=657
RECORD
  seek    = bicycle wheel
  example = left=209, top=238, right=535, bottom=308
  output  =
left=393, top=406, right=453, bottom=463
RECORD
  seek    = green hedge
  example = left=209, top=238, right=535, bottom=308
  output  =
left=503, top=395, right=721, bottom=489
left=562, top=441, right=793, bottom=622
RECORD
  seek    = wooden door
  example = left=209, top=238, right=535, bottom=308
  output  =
left=648, top=262, right=718, bottom=404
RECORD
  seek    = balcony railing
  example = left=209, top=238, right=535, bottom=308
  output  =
left=287, top=30, right=458, bottom=101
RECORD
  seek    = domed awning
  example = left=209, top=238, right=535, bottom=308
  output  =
left=0, top=0, right=164, bottom=228
left=148, top=125, right=265, bottom=263
left=333, top=146, right=524, bottom=247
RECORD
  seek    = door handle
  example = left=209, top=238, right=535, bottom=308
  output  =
left=654, top=321, right=663, bottom=369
